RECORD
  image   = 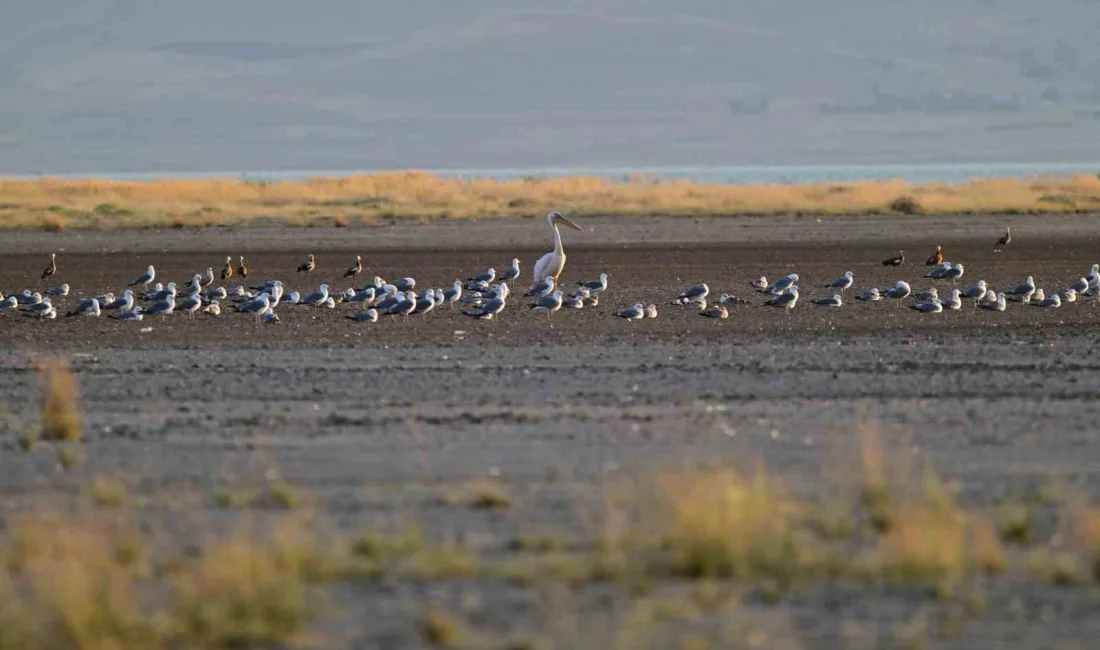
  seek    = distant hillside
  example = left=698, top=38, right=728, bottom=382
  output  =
left=2, top=0, right=1098, bottom=173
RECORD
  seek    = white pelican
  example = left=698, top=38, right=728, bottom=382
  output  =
left=530, top=211, right=582, bottom=291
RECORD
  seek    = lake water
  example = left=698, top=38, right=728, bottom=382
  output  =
left=7, top=162, right=1100, bottom=185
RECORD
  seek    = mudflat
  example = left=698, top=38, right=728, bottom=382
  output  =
left=2, top=215, right=1100, bottom=649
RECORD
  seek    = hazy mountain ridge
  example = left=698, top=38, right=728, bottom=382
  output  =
left=2, top=0, right=1098, bottom=173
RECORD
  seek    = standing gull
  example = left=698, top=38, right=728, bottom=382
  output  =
left=824, top=271, right=854, bottom=292
left=465, top=287, right=507, bottom=320
left=395, top=277, right=416, bottom=292
left=530, top=211, right=583, bottom=291
left=499, top=259, right=521, bottom=285
left=963, top=280, right=987, bottom=301
left=767, top=286, right=799, bottom=312
left=129, top=265, right=156, bottom=288
left=577, top=273, right=609, bottom=295
left=443, top=281, right=462, bottom=308
left=941, top=289, right=963, bottom=311
left=766, top=274, right=798, bottom=295
left=469, top=267, right=496, bottom=284
left=941, top=264, right=965, bottom=284
left=525, top=276, right=556, bottom=298
left=530, top=290, right=564, bottom=321
left=884, top=281, right=911, bottom=307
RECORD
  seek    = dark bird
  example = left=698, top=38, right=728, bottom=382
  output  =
left=41, top=253, right=57, bottom=280
left=994, top=227, right=1011, bottom=252
left=237, top=256, right=248, bottom=278
left=882, top=250, right=906, bottom=267
left=925, top=246, right=943, bottom=266
left=221, top=256, right=233, bottom=280
left=343, top=255, right=363, bottom=279
left=297, top=254, right=316, bottom=273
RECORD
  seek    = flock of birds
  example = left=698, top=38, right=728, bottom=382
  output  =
left=0, top=218, right=1088, bottom=327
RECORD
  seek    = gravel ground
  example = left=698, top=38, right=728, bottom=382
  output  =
left=2, top=217, right=1100, bottom=648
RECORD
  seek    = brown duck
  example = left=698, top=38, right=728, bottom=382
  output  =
left=925, top=245, right=943, bottom=266
left=882, top=250, right=906, bottom=267
left=297, top=254, right=315, bottom=273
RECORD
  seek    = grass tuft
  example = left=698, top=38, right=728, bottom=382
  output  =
left=88, top=477, right=129, bottom=508
left=37, top=359, right=82, bottom=442
left=421, top=608, right=466, bottom=648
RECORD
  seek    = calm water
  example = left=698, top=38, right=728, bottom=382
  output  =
left=8, top=162, right=1100, bottom=185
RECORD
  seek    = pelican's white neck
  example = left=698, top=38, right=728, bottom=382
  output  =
left=551, top=221, right=564, bottom=255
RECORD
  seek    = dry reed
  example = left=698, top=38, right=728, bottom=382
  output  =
left=1, top=172, right=1099, bottom=229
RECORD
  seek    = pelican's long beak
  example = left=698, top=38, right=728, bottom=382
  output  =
left=554, top=214, right=583, bottom=231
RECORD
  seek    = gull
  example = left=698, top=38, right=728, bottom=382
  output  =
left=912, top=299, right=943, bottom=313
left=228, top=285, right=246, bottom=298
left=202, top=300, right=221, bottom=316
left=1034, top=293, right=1061, bottom=308
left=221, top=256, right=234, bottom=280
left=237, top=294, right=271, bottom=313
left=701, top=304, right=729, bottom=319
left=941, top=264, right=965, bottom=284
left=0, top=296, right=17, bottom=309
left=824, top=271, right=854, bottom=291
left=751, top=276, right=768, bottom=290
left=395, top=277, right=416, bottom=292
left=375, top=291, right=403, bottom=312
left=231, top=290, right=256, bottom=303
left=204, top=286, right=228, bottom=302
left=111, top=306, right=143, bottom=321
left=914, top=287, right=939, bottom=302
left=644, top=304, right=658, bottom=319
left=199, top=267, right=215, bottom=288
left=925, top=246, right=943, bottom=266
left=177, top=293, right=202, bottom=319
left=41, top=253, right=57, bottom=279
left=321, top=297, right=336, bottom=309
left=719, top=294, right=748, bottom=306
left=1006, top=277, right=1035, bottom=303
left=979, top=289, right=998, bottom=306
left=300, top=284, right=330, bottom=307
left=443, top=281, right=462, bottom=308
left=856, top=288, right=881, bottom=302
left=499, top=259, right=521, bottom=285
left=813, top=294, right=843, bottom=307
left=467, top=279, right=490, bottom=293
left=22, top=298, right=53, bottom=317
left=262, top=310, right=280, bottom=324
left=349, top=287, right=376, bottom=304
left=1087, top=265, right=1100, bottom=292
left=180, top=274, right=203, bottom=295
left=349, top=308, right=379, bottom=322
left=674, top=283, right=709, bottom=304
left=963, top=280, right=987, bottom=301
left=148, top=282, right=177, bottom=302
left=413, top=291, right=437, bottom=315
left=46, top=283, right=70, bottom=297
left=16, top=291, right=42, bottom=306
left=297, top=254, right=316, bottom=273
left=679, top=298, right=707, bottom=311
left=565, top=294, right=584, bottom=309
left=615, top=303, right=645, bottom=320
left=1062, top=288, right=1078, bottom=303
left=1030, top=288, right=1046, bottom=304
left=94, top=292, right=116, bottom=306
left=66, top=298, right=100, bottom=317
left=283, top=291, right=300, bottom=305
left=531, top=211, right=583, bottom=290
left=941, top=289, right=962, bottom=311
left=577, top=273, right=609, bottom=294
left=882, top=251, right=905, bottom=267
left=767, top=286, right=799, bottom=311
left=765, top=274, right=798, bottom=294
left=129, top=265, right=156, bottom=288
left=925, top=262, right=951, bottom=279
left=1068, top=278, right=1089, bottom=295
left=993, top=226, right=1011, bottom=252
left=884, top=281, right=911, bottom=306
left=526, top=276, right=556, bottom=298
left=979, top=292, right=1007, bottom=311
left=469, top=267, right=496, bottom=284
left=465, top=290, right=506, bottom=320
left=147, top=295, right=176, bottom=316
left=237, top=256, right=248, bottom=278
left=531, top=290, right=564, bottom=320
left=344, top=255, right=364, bottom=278
left=388, top=291, right=418, bottom=318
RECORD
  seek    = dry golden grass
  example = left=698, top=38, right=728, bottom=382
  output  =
left=440, top=478, right=513, bottom=510
left=37, top=359, right=82, bottom=442
left=2, top=172, right=1100, bottom=229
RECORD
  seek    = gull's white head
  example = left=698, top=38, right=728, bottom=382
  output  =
left=548, top=211, right=582, bottom=231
